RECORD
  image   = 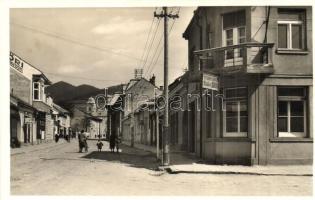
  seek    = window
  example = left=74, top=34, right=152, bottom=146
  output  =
left=277, top=87, right=307, bottom=137
left=33, top=82, right=40, bottom=101
left=277, top=9, right=306, bottom=50
left=206, top=24, right=213, bottom=48
left=222, top=10, right=246, bottom=60
left=225, top=28, right=234, bottom=59
left=224, top=87, right=248, bottom=137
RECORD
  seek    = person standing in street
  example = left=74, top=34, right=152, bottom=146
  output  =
left=96, top=139, right=103, bottom=152
left=83, top=132, right=88, bottom=152
left=109, top=133, right=115, bottom=152
left=115, top=134, right=121, bottom=153
left=78, top=130, right=83, bottom=152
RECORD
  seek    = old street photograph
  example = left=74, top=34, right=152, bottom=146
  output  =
left=7, top=4, right=313, bottom=196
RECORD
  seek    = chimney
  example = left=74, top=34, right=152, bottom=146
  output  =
left=149, top=74, right=156, bottom=86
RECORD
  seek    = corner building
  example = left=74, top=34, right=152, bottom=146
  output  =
left=174, top=6, right=313, bottom=165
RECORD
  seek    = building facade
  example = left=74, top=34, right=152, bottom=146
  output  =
left=170, top=6, right=313, bottom=165
left=10, top=52, right=57, bottom=146
left=70, top=98, right=104, bottom=138
left=52, top=103, right=71, bottom=137
left=122, top=76, right=162, bottom=148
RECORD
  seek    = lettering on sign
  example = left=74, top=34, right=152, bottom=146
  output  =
left=202, top=74, right=219, bottom=91
left=10, top=52, right=24, bottom=73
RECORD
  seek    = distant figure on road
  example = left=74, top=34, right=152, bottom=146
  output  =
left=78, top=130, right=88, bottom=153
left=55, top=133, right=59, bottom=143
left=109, top=134, right=116, bottom=152
left=115, top=135, right=121, bottom=153
left=96, top=140, right=103, bottom=152
left=78, top=130, right=84, bottom=152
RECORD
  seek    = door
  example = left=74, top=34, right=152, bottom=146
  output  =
left=10, top=117, right=18, bottom=145
left=189, top=102, right=196, bottom=153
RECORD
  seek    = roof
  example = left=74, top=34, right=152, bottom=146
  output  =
left=10, top=94, right=36, bottom=111
left=74, top=107, right=102, bottom=122
left=125, top=79, right=140, bottom=91
left=107, top=94, right=122, bottom=106
left=11, top=51, right=52, bottom=85
left=125, top=77, right=161, bottom=93
left=52, top=103, right=69, bottom=114
left=183, top=8, right=199, bottom=39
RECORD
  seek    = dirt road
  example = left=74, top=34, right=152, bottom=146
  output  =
left=11, top=139, right=312, bottom=196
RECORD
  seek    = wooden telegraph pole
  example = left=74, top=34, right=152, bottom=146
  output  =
left=154, top=7, right=178, bottom=166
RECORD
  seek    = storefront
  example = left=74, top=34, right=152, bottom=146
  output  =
left=10, top=95, right=37, bottom=147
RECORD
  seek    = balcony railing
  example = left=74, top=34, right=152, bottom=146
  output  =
left=194, top=42, right=275, bottom=74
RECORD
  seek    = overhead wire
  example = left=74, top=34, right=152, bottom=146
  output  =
left=137, top=10, right=155, bottom=70
left=140, top=17, right=161, bottom=71
left=11, top=22, right=146, bottom=62
left=145, top=7, right=180, bottom=79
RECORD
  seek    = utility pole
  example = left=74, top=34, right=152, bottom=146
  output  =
left=154, top=7, right=179, bottom=166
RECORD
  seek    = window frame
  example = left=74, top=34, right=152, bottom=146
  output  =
left=277, top=87, right=307, bottom=138
left=222, top=26, right=246, bottom=62
left=33, top=82, right=41, bottom=101
left=223, top=87, right=248, bottom=138
left=277, top=20, right=304, bottom=50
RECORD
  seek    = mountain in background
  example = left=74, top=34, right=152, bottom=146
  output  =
left=46, top=81, right=125, bottom=108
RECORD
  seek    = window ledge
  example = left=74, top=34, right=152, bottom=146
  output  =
left=206, top=137, right=256, bottom=142
left=276, top=49, right=309, bottom=55
left=269, top=138, right=313, bottom=143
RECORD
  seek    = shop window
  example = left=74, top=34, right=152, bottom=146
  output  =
left=277, top=9, right=306, bottom=50
left=277, top=87, right=307, bottom=137
left=33, top=82, right=40, bottom=101
left=223, top=87, right=248, bottom=137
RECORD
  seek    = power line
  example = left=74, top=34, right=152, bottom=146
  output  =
left=11, top=22, right=146, bottom=62
left=137, top=15, right=155, bottom=69
left=145, top=8, right=179, bottom=78
left=140, top=18, right=161, bottom=70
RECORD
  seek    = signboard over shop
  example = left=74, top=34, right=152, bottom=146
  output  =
left=10, top=52, right=24, bottom=73
left=202, top=74, right=219, bottom=91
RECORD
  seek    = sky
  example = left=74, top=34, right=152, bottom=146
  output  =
left=10, top=7, right=196, bottom=88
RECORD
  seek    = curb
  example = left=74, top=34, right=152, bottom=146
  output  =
left=161, top=167, right=313, bottom=177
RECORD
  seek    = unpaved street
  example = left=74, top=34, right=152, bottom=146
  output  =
left=11, top=140, right=312, bottom=196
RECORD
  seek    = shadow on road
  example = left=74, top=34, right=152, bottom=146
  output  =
left=81, top=144, right=160, bottom=171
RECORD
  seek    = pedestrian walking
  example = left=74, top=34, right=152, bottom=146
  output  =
left=55, top=133, right=59, bottom=143
left=96, top=139, right=103, bottom=152
left=109, top=133, right=116, bottom=152
left=83, top=133, right=88, bottom=152
left=115, top=134, right=121, bottom=153
left=78, top=130, right=84, bottom=153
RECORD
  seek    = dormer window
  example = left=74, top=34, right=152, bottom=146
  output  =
left=33, top=82, right=40, bottom=101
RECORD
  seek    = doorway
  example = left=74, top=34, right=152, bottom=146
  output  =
left=189, top=102, right=196, bottom=153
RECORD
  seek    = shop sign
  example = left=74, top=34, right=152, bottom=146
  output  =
left=10, top=52, right=24, bottom=73
left=202, top=74, right=219, bottom=91
left=24, top=117, right=32, bottom=123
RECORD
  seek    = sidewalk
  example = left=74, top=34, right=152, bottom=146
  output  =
left=11, top=139, right=69, bottom=156
left=123, top=142, right=313, bottom=176
left=166, top=152, right=313, bottom=176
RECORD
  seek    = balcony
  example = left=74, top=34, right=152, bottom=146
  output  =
left=194, top=42, right=275, bottom=75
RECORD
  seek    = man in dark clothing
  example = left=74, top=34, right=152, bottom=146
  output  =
left=78, top=130, right=84, bottom=153
left=109, top=134, right=115, bottom=152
